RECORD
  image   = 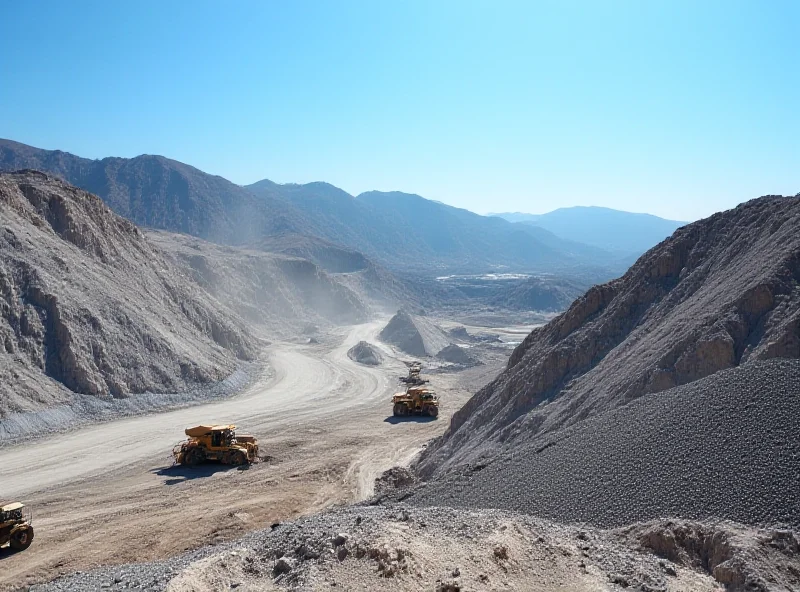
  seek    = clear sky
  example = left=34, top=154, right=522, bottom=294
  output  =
left=1, top=1, right=797, bottom=221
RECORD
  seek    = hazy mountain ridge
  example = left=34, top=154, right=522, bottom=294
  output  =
left=491, top=206, right=686, bottom=256
left=0, top=138, right=311, bottom=245
left=2, top=139, right=628, bottom=276
left=249, top=180, right=624, bottom=273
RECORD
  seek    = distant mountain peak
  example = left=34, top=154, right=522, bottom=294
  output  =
left=491, top=208, right=686, bottom=257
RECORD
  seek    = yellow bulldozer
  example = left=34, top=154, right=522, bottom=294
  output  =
left=0, top=501, right=34, bottom=551
left=393, top=385, right=439, bottom=418
left=173, top=425, right=258, bottom=467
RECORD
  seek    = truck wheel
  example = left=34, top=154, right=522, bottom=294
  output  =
left=184, top=447, right=205, bottom=467
left=393, top=403, right=405, bottom=416
left=10, top=525, right=33, bottom=550
left=225, top=450, right=247, bottom=467
left=426, top=405, right=439, bottom=417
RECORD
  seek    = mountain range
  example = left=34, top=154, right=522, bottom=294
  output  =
left=491, top=207, right=686, bottom=257
left=1, top=139, right=659, bottom=276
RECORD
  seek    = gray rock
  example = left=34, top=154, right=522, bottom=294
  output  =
left=346, top=341, right=382, bottom=366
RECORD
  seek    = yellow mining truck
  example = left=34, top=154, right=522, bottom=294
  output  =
left=400, top=362, right=428, bottom=387
left=0, top=502, right=34, bottom=551
left=173, top=425, right=259, bottom=467
left=393, top=385, right=439, bottom=418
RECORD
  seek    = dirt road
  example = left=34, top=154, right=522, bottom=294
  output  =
left=0, top=321, right=501, bottom=590
left=2, top=321, right=390, bottom=500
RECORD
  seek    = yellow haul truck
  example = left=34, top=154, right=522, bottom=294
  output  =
left=173, top=425, right=258, bottom=467
left=0, top=502, right=34, bottom=551
left=392, top=385, right=439, bottom=417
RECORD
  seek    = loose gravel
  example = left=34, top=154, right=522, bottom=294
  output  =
left=31, top=506, right=752, bottom=592
left=400, top=359, right=800, bottom=529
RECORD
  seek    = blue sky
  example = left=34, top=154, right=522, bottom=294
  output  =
left=1, top=1, right=797, bottom=221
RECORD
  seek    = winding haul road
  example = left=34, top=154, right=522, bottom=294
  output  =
left=0, top=319, right=500, bottom=592
left=3, top=319, right=482, bottom=591
left=1, top=321, right=398, bottom=500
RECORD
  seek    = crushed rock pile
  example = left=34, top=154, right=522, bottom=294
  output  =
left=373, top=466, right=417, bottom=494
left=435, top=344, right=479, bottom=366
left=34, top=506, right=799, bottom=592
left=378, top=310, right=450, bottom=357
left=347, top=341, right=383, bottom=366
left=420, top=194, right=800, bottom=475
left=401, top=360, right=800, bottom=529
left=447, top=326, right=472, bottom=341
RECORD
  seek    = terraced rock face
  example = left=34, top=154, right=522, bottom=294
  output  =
left=419, top=194, right=800, bottom=476
left=0, top=172, right=256, bottom=417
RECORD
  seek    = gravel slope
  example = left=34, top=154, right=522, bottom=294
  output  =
left=420, top=194, right=800, bottom=475
left=31, top=506, right=799, bottom=592
left=399, top=359, right=800, bottom=529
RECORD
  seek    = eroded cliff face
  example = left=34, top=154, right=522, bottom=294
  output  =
left=419, top=194, right=800, bottom=476
left=0, top=171, right=256, bottom=417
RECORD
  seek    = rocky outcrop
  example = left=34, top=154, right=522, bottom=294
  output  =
left=419, top=194, right=800, bottom=476
left=629, top=520, right=800, bottom=592
left=0, top=172, right=256, bottom=417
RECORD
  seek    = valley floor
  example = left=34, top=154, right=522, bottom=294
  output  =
left=0, top=320, right=507, bottom=591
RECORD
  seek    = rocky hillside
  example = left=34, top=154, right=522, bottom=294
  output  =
left=419, top=194, right=800, bottom=475
left=251, top=233, right=437, bottom=314
left=0, top=139, right=308, bottom=245
left=0, top=172, right=256, bottom=418
left=487, top=275, right=588, bottom=312
left=148, top=232, right=370, bottom=336
left=404, top=359, right=800, bottom=528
